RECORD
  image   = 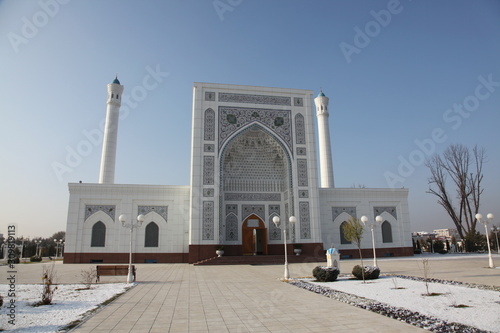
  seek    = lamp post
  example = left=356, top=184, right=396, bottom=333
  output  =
left=492, top=225, right=499, bottom=254
left=34, top=240, right=42, bottom=257
left=361, top=215, right=383, bottom=266
left=272, top=215, right=296, bottom=279
left=475, top=213, right=495, bottom=268
left=119, top=214, right=145, bottom=283
left=54, top=239, right=63, bottom=258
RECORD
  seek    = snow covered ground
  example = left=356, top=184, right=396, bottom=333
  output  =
left=0, top=283, right=132, bottom=332
left=293, top=275, right=500, bottom=333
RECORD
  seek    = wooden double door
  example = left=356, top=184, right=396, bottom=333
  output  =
left=241, top=214, right=268, bottom=255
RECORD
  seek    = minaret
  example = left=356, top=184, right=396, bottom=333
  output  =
left=314, top=90, right=335, bottom=188
left=99, top=76, right=124, bottom=184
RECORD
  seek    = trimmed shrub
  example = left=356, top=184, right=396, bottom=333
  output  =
left=312, top=266, right=340, bottom=282
left=30, top=255, right=42, bottom=262
left=438, top=249, right=448, bottom=254
left=352, top=265, right=380, bottom=280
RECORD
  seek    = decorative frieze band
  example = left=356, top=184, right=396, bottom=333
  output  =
left=224, top=193, right=281, bottom=201
left=219, top=92, right=291, bottom=106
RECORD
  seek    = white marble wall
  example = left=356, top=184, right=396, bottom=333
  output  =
left=65, top=183, right=190, bottom=254
left=318, top=188, right=412, bottom=250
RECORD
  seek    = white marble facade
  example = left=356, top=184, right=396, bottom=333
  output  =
left=64, top=82, right=412, bottom=264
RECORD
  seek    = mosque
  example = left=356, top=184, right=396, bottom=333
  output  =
left=64, top=79, right=413, bottom=264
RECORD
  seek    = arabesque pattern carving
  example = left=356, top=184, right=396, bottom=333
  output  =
left=269, top=205, right=281, bottom=240
left=85, top=205, right=115, bottom=221
left=203, top=156, right=214, bottom=185
left=332, top=207, right=357, bottom=221
left=295, top=113, right=306, bottom=144
left=225, top=214, right=238, bottom=241
left=299, top=202, right=311, bottom=239
left=218, top=106, right=292, bottom=152
left=202, top=201, right=214, bottom=240
left=374, top=206, right=398, bottom=220
left=297, top=159, right=308, bottom=186
left=204, top=108, right=215, bottom=141
left=242, top=205, right=265, bottom=220
left=138, top=206, right=168, bottom=223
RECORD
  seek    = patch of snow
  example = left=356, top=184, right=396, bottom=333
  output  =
left=291, top=275, right=500, bottom=333
left=0, top=283, right=133, bottom=332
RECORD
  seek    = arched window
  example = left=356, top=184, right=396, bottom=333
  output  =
left=382, top=221, right=393, bottom=243
left=144, top=222, right=159, bottom=247
left=91, top=221, right=106, bottom=247
left=340, top=221, right=351, bottom=244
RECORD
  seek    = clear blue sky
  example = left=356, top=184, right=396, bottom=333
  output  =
left=1, top=0, right=499, bottom=238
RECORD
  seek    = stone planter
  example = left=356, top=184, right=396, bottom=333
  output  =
left=216, top=250, right=224, bottom=257
left=294, top=248, right=302, bottom=256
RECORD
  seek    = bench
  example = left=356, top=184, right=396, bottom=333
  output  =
left=96, top=265, right=136, bottom=282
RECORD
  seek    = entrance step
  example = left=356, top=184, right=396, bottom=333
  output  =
left=193, top=255, right=326, bottom=266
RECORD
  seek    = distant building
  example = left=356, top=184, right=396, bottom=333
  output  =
left=433, top=228, right=459, bottom=239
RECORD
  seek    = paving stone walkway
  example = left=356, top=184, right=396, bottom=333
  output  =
left=5, top=253, right=499, bottom=332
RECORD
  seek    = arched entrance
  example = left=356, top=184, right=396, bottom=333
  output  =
left=242, top=214, right=267, bottom=255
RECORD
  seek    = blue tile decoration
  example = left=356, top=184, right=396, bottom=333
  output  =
left=138, top=205, right=168, bottom=223
left=204, top=108, right=215, bottom=141
left=295, top=113, right=306, bottom=145
left=218, top=106, right=292, bottom=152
left=374, top=206, right=397, bottom=220
left=85, top=205, right=116, bottom=221
left=224, top=193, right=281, bottom=201
left=202, top=201, right=214, bottom=240
left=219, top=92, right=291, bottom=106
left=332, top=207, right=357, bottom=221
left=297, top=159, right=308, bottom=186
left=203, top=156, right=214, bottom=185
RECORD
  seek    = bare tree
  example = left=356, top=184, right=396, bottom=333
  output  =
left=426, top=144, right=485, bottom=248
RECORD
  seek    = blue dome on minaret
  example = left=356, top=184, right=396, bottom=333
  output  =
left=112, top=75, right=120, bottom=85
left=318, top=90, right=326, bottom=97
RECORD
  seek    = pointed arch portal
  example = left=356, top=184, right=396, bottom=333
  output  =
left=242, top=214, right=267, bottom=255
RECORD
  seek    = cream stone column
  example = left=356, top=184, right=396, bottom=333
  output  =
left=99, top=76, right=124, bottom=184
left=314, top=91, right=334, bottom=188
